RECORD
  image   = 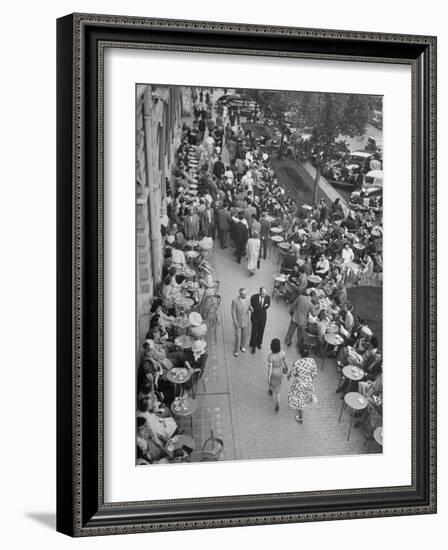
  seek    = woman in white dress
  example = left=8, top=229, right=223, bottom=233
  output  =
left=246, top=230, right=261, bottom=276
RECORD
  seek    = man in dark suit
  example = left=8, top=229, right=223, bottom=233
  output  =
left=249, top=287, right=271, bottom=353
left=233, top=212, right=249, bottom=264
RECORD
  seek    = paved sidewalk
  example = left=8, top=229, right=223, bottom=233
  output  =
left=211, top=243, right=371, bottom=461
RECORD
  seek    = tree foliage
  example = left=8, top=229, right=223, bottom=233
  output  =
left=242, top=89, right=379, bottom=202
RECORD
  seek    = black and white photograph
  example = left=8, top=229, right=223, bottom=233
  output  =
left=135, top=84, right=383, bottom=465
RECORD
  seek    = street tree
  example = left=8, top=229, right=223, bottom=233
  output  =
left=243, top=89, right=377, bottom=203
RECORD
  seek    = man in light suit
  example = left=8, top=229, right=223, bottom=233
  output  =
left=230, top=288, right=252, bottom=357
left=249, top=287, right=271, bottom=353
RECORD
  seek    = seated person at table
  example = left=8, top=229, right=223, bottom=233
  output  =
left=354, top=372, right=383, bottom=430
left=358, top=253, right=374, bottom=284
left=162, top=267, right=185, bottom=302
left=161, top=247, right=173, bottom=279
left=137, top=417, right=167, bottom=465
left=146, top=322, right=174, bottom=350
left=322, top=276, right=338, bottom=297
left=137, top=396, right=178, bottom=448
left=315, top=254, right=330, bottom=277
left=281, top=247, right=299, bottom=273
left=307, top=223, right=321, bottom=252
left=287, top=224, right=301, bottom=244
left=138, top=349, right=164, bottom=392
left=332, top=279, right=348, bottom=306
left=362, top=336, right=380, bottom=369
left=150, top=298, right=175, bottom=330
left=171, top=242, right=187, bottom=268
left=307, top=309, right=332, bottom=343
left=183, top=339, right=208, bottom=393
left=339, top=301, right=355, bottom=338
left=341, top=242, right=355, bottom=264
left=303, top=256, right=314, bottom=276
left=141, top=338, right=174, bottom=372
left=283, top=264, right=300, bottom=302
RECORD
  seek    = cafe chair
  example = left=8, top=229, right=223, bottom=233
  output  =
left=200, top=430, right=224, bottom=462
left=303, top=330, right=320, bottom=355
left=204, top=295, right=221, bottom=341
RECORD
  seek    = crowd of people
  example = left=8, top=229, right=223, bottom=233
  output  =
left=136, top=87, right=383, bottom=464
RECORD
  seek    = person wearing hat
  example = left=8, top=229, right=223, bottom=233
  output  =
left=188, top=312, right=208, bottom=339
left=183, top=339, right=208, bottom=393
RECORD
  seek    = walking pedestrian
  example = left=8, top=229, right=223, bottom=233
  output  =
left=246, top=230, right=261, bottom=276
left=250, top=287, right=271, bottom=353
left=285, top=291, right=319, bottom=350
left=233, top=212, right=249, bottom=264
left=230, top=288, right=252, bottom=357
left=260, top=211, right=271, bottom=260
left=267, top=338, right=289, bottom=412
left=287, top=347, right=318, bottom=424
left=216, top=203, right=231, bottom=248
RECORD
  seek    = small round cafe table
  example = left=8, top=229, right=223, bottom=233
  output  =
left=183, top=268, right=196, bottom=279
left=270, top=226, right=283, bottom=234
left=340, top=364, right=365, bottom=388
left=172, top=316, right=191, bottom=334
left=374, top=426, right=383, bottom=446
left=166, top=366, right=193, bottom=397
left=366, top=425, right=383, bottom=452
left=339, top=391, right=368, bottom=441
left=173, top=297, right=194, bottom=314
left=307, top=274, right=322, bottom=288
left=321, top=332, right=344, bottom=370
left=171, top=396, right=198, bottom=437
left=272, top=273, right=288, bottom=301
left=165, top=434, right=196, bottom=458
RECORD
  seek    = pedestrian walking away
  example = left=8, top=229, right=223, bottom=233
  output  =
left=285, top=291, right=319, bottom=351
left=250, top=287, right=271, bottom=353
left=267, top=338, right=289, bottom=412
left=287, top=346, right=318, bottom=424
left=246, top=230, right=261, bottom=276
left=230, top=288, right=252, bottom=357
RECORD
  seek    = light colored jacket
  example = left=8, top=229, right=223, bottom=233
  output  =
left=231, top=296, right=251, bottom=328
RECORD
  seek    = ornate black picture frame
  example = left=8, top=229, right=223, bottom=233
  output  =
left=56, top=13, right=437, bottom=536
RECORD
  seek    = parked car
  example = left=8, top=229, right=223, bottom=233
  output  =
left=365, top=136, right=384, bottom=154
left=364, top=169, right=383, bottom=186
left=323, top=160, right=364, bottom=188
left=346, top=150, right=377, bottom=173
left=216, top=94, right=258, bottom=116
left=349, top=175, right=383, bottom=211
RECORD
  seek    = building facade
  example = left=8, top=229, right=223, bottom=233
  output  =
left=136, top=84, right=189, bottom=352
